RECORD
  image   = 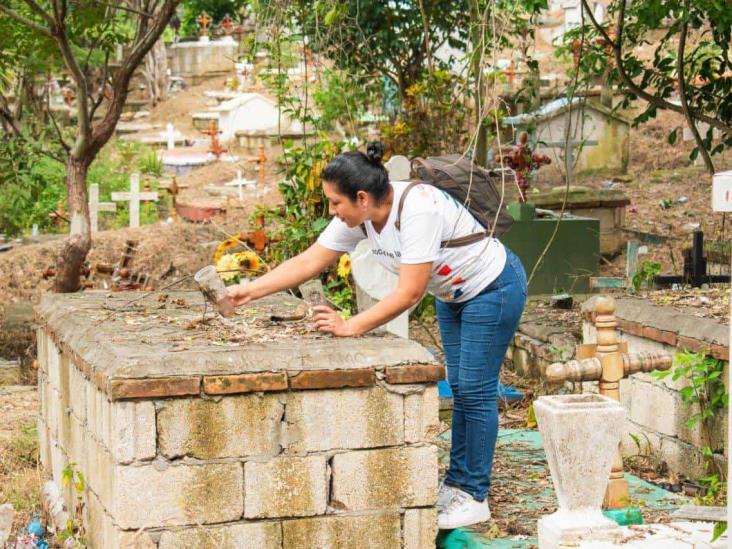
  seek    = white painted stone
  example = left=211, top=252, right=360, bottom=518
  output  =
left=0, top=503, right=14, bottom=547
left=577, top=520, right=727, bottom=548
left=158, top=521, right=282, bottom=549
left=534, top=394, right=625, bottom=549
left=114, top=463, right=244, bottom=529
left=111, top=400, right=156, bottom=464
left=68, top=364, right=87, bottom=423
left=47, top=336, right=61, bottom=390
left=403, top=507, right=439, bottom=549
left=284, top=387, right=404, bottom=453
left=213, top=93, right=282, bottom=142
left=331, top=446, right=438, bottom=511
left=244, top=456, right=327, bottom=519
left=384, top=155, right=411, bottom=181
left=157, top=395, right=283, bottom=460
left=404, top=385, right=440, bottom=443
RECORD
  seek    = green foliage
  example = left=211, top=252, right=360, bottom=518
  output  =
left=0, top=139, right=163, bottom=236
left=381, top=69, right=469, bottom=157
left=654, top=350, right=728, bottom=481
left=0, top=133, right=66, bottom=237
left=59, top=462, right=87, bottom=545
left=712, top=521, right=727, bottom=543
left=561, top=0, right=732, bottom=162
left=631, top=260, right=661, bottom=291
left=312, top=68, right=376, bottom=136
left=325, top=278, right=354, bottom=317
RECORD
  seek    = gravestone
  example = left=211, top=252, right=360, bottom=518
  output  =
left=35, top=291, right=442, bottom=548
left=111, top=173, right=159, bottom=229
left=352, top=155, right=413, bottom=338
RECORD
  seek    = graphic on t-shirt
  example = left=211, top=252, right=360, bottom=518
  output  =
left=316, top=181, right=506, bottom=303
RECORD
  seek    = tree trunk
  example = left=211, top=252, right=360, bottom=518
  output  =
left=143, top=38, right=169, bottom=107
left=469, top=0, right=487, bottom=166
left=53, top=156, right=92, bottom=293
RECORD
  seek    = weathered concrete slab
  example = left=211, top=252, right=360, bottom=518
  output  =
left=35, top=291, right=437, bottom=400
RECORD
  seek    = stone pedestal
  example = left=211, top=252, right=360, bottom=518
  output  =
left=535, top=394, right=625, bottom=549
left=35, top=291, right=442, bottom=548
left=168, top=40, right=238, bottom=85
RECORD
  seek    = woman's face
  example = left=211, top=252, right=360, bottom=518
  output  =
left=323, top=181, right=366, bottom=228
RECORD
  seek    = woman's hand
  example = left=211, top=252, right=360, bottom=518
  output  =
left=226, top=283, right=253, bottom=307
left=313, top=305, right=356, bottom=337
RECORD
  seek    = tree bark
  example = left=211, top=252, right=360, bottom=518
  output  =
left=143, top=38, right=169, bottom=107
left=54, top=156, right=91, bottom=292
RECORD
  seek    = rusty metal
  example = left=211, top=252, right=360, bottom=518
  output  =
left=501, top=132, right=551, bottom=202
left=202, top=120, right=224, bottom=160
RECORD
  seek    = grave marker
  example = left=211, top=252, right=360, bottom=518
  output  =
left=88, top=183, right=116, bottom=234
left=111, top=173, right=159, bottom=229
left=196, top=11, right=211, bottom=39
left=546, top=296, right=673, bottom=510
left=543, top=135, right=598, bottom=188
left=225, top=170, right=256, bottom=200
left=165, top=122, right=176, bottom=150
left=384, top=155, right=411, bottom=181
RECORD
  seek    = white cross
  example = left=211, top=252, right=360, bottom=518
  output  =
left=111, top=173, right=159, bottom=228
left=88, top=183, right=116, bottom=234
left=225, top=170, right=256, bottom=200
left=166, top=122, right=175, bottom=151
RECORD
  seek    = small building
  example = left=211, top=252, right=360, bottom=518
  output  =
left=503, top=97, right=631, bottom=182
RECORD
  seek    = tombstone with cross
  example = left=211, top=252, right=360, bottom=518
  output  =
left=111, top=173, right=159, bottom=229
left=88, top=184, right=116, bottom=233
left=196, top=11, right=211, bottom=42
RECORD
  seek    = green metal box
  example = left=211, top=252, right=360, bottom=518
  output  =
left=500, top=204, right=600, bottom=295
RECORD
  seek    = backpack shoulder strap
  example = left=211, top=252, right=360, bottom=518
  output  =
left=394, top=180, right=422, bottom=231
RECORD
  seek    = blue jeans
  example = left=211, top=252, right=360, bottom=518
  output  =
left=436, top=248, right=527, bottom=501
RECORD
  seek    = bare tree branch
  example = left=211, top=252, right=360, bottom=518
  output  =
left=677, top=9, right=714, bottom=174
left=0, top=4, right=52, bottom=37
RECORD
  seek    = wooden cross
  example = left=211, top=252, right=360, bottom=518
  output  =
left=202, top=120, right=224, bottom=160
left=505, top=60, right=517, bottom=91
left=233, top=24, right=246, bottom=43
left=88, top=184, right=116, bottom=234
left=196, top=11, right=211, bottom=37
left=257, top=144, right=267, bottom=185
left=111, top=173, right=159, bottom=229
left=546, top=295, right=673, bottom=509
left=219, top=14, right=234, bottom=36
left=48, top=201, right=68, bottom=231
left=159, top=176, right=189, bottom=223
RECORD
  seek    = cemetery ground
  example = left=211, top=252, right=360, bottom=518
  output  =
left=1, top=72, right=730, bottom=547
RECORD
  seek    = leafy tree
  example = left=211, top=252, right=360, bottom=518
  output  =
left=567, top=0, right=732, bottom=174
left=0, top=0, right=180, bottom=291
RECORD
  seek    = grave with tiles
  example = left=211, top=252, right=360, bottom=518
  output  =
left=36, top=290, right=442, bottom=548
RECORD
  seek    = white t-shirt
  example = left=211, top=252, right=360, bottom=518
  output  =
left=317, top=181, right=506, bottom=303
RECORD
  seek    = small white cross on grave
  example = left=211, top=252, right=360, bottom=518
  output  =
left=111, top=173, right=159, bottom=229
left=88, top=183, right=116, bottom=234
left=225, top=170, right=256, bottom=200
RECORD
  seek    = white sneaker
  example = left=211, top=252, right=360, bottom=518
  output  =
left=437, top=488, right=491, bottom=530
left=436, top=481, right=459, bottom=511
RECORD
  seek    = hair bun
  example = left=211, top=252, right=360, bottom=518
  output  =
left=365, top=141, right=384, bottom=164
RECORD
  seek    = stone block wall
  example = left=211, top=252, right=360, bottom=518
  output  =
left=168, top=40, right=238, bottom=84
left=581, top=297, right=728, bottom=479
left=36, top=292, right=442, bottom=549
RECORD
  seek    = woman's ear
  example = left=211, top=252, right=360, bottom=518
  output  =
left=356, top=190, right=369, bottom=209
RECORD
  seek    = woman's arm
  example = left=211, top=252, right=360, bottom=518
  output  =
left=228, top=243, right=343, bottom=306
left=314, top=262, right=432, bottom=336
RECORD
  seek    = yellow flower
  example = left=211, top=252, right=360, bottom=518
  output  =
left=232, top=251, right=260, bottom=272
left=337, top=253, right=351, bottom=278
left=215, top=253, right=241, bottom=282
left=213, top=234, right=242, bottom=264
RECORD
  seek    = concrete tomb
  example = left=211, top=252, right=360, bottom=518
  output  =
left=168, top=38, right=238, bottom=85
left=36, top=291, right=442, bottom=548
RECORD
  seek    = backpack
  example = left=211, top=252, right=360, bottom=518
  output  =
left=395, top=155, right=514, bottom=248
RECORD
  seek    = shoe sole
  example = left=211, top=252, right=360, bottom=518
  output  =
left=437, top=511, right=491, bottom=530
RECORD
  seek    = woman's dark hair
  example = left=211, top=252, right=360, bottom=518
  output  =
left=321, top=142, right=390, bottom=203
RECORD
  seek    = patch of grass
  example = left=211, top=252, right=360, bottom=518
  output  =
left=0, top=420, right=41, bottom=536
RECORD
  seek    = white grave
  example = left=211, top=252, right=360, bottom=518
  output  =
left=351, top=156, right=414, bottom=339
left=213, top=93, right=284, bottom=142
left=111, top=173, right=159, bottom=229
left=88, top=183, right=116, bottom=234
